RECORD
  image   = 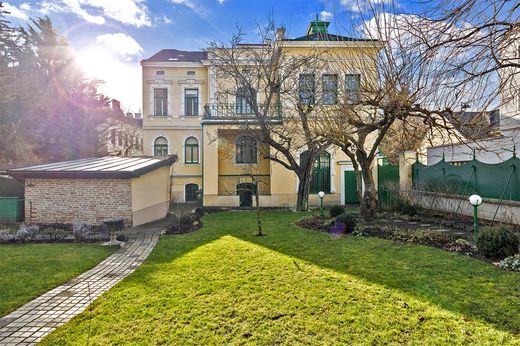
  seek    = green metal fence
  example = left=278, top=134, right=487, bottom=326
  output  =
left=412, top=155, right=520, bottom=202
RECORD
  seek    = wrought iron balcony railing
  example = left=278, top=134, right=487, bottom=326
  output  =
left=203, top=103, right=282, bottom=120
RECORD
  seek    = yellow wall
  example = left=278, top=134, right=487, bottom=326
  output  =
left=131, top=166, right=171, bottom=226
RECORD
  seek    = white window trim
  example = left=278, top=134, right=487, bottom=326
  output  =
left=149, top=80, right=173, bottom=117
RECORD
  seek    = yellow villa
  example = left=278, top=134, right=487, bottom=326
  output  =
left=141, top=18, right=381, bottom=208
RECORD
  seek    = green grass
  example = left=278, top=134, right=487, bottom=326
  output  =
left=42, top=212, right=520, bottom=345
left=0, top=243, right=114, bottom=316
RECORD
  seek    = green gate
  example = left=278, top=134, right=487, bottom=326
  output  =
left=378, top=160, right=399, bottom=206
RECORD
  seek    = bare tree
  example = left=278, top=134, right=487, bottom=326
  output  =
left=207, top=20, right=332, bottom=211
left=311, top=5, right=463, bottom=220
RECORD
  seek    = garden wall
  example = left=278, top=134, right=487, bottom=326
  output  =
left=25, top=178, right=133, bottom=225
left=412, top=191, right=520, bottom=225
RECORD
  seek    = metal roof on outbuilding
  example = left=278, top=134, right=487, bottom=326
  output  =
left=7, top=156, right=177, bottom=179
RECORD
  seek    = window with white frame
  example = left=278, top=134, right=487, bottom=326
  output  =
left=299, top=74, right=315, bottom=105
left=184, top=89, right=199, bottom=116
left=322, top=74, right=338, bottom=105
left=154, top=88, right=168, bottom=116
left=345, top=74, right=361, bottom=102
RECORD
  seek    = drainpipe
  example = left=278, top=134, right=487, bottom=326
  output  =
left=201, top=122, right=205, bottom=207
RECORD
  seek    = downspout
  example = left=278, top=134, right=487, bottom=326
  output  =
left=201, top=122, right=205, bottom=206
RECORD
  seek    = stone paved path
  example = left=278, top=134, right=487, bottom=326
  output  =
left=0, top=228, right=162, bottom=345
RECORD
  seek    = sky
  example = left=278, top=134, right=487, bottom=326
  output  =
left=2, top=0, right=425, bottom=112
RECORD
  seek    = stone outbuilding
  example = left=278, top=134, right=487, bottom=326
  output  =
left=7, top=156, right=176, bottom=226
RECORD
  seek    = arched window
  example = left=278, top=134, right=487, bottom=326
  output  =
left=184, top=137, right=199, bottom=164
left=185, top=183, right=199, bottom=202
left=300, top=151, right=330, bottom=193
left=236, top=136, right=257, bottom=163
left=154, top=137, right=168, bottom=156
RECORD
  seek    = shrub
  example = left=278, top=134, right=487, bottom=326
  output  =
left=335, top=213, right=357, bottom=233
left=329, top=205, right=346, bottom=218
left=16, top=224, right=39, bottom=241
left=391, top=229, right=453, bottom=246
left=42, top=228, right=69, bottom=241
left=498, top=254, right=520, bottom=271
left=0, top=230, right=15, bottom=244
left=73, top=222, right=91, bottom=242
left=179, top=214, right=193, bottom=231
left=444, top=238, right=477, bottom=256
left=194, top=207, right=204, bottom=219
left=476, top=227, right=519, bottom=260
left=296, top=215, right=333, bottom=232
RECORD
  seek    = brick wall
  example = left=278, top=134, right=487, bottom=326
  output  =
left=25, top=178, right=133, bottom=225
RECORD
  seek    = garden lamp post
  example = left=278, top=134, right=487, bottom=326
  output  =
left=468, top=194, right=482, bottom=242
left=318, top=191, right=325, bottom=217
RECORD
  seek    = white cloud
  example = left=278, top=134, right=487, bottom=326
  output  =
left=39, top=0, right=151, bottom=27
left=2, top=2, right=29, bottom=20
left=320, top=10, right=333, bottom=21
left=156, top=15, right=174, bottom=25
left=170, top=0, right=209, bottom=18
left=19, top=3, right=31, bottom=11
left=217, top=0, right=225, bottom=4
left=340, top=0, right=394, bottom=13
left=95, top=33, right=143, bottom=60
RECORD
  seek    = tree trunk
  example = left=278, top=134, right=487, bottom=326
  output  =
left=359, top=161, right=378, bottom=220
left=254, top=189, right=263, bottom=236
left=296, top=159, right=315, bottom=211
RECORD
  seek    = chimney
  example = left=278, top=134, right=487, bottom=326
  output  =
left=111, top=99, right=121, bottom=111
left=276, top=27, right=286, bottom=41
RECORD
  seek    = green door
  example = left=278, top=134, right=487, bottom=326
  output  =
left=344, top=171, right=359, bottom=204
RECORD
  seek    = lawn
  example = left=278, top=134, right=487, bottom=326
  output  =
left=42, top=212, right=520, bottom=345
left=0, top=243, right=114, bottom=316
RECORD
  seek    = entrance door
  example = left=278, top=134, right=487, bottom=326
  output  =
left=344, top=171, right=359, bottom=204
left=237, top=183, right=255, bottom=207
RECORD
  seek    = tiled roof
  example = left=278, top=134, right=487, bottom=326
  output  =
left=7, top=156, right=177, bottom=179
left=142, top=49, right=207, bottom=62
left=284, top=33, right=377, bottom=42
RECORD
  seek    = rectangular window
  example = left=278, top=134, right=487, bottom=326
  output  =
left=322, top=74, right=338, bottom=105
left=236, top=87, right=255, bottom=114
left=110, top=129, right=116, bottom=145
left=187, top=71, right=196, bottom=76
left=345, top=74, right=361, bottom=102
left=154, top=88, right=168, bottom=116
left=155, top=70, right=165, bottom=76
left=299, top=74, right=315, bottom=105
left=184, top=89, right=199, bottom=116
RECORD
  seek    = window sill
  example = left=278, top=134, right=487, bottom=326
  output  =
left=184, top=162, right=201, bottom=165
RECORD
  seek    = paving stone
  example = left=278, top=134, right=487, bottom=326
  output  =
left=0, top=228, right=161, bottom=345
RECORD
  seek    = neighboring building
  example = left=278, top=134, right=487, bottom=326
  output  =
left=7, top=156, right=176, bottom=226
left=98, top=100, right=144, bottom=157
left=141, top=19, right=381, bottom=207
left=427, top=31, right=520, bottom=165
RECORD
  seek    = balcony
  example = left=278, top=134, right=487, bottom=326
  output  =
left=203, top=103, right=282, bottom=122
